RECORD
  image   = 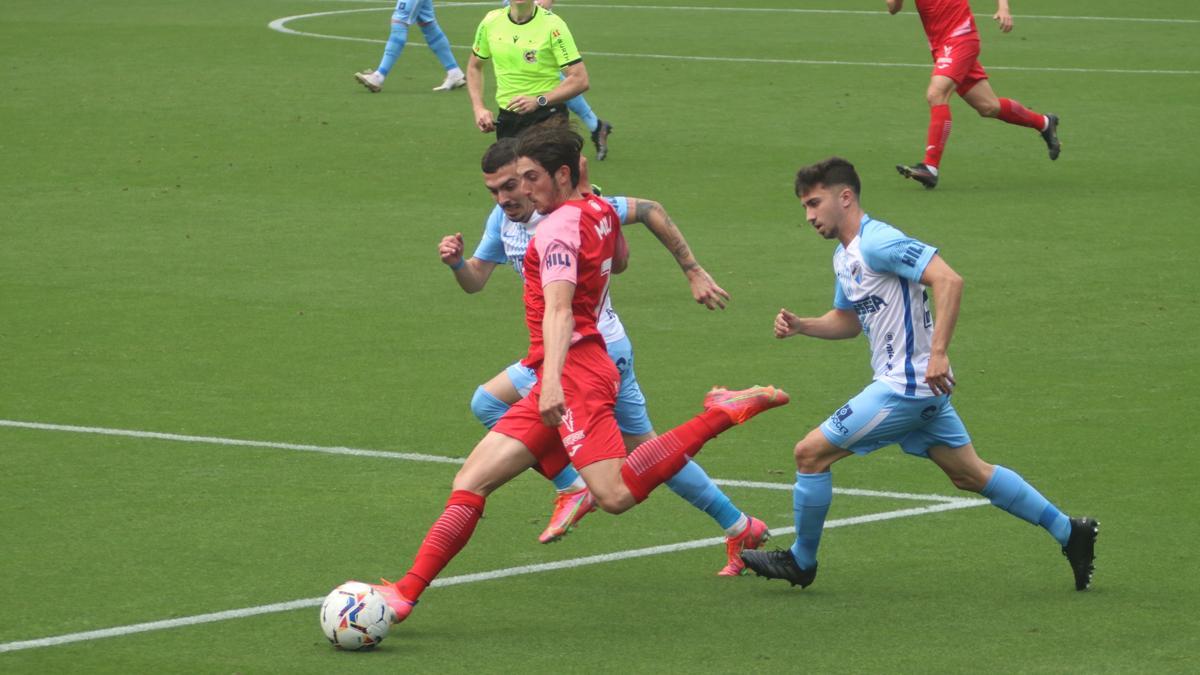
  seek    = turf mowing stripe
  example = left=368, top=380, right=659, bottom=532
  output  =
left=0, top=419, right=969, bottom=503
left=323, top=1, right=1200, bottom=25
left=269, top=10, right=1200, bottom=76
left=0, top=498, right=985, bottom=653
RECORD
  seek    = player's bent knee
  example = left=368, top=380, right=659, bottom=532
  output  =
left=451, top=470, right=493, bottom=496
left=793, top=437, right=831, bottom=474
left=470, top=386, right=509, bottom=429
left=975, top=101, right=1000, bottom=118
left=591, top=486, right=636, bottom=514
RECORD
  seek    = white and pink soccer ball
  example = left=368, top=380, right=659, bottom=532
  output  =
left=319, top=581, right=392, bottom=650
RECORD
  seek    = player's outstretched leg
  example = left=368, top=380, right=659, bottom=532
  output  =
left=616, top=386, right=789, bottom=505
left=993, top=98, right=1060, bottom=161
left=664, top=459, right=770, bottom=575
left=1062, top=516, right=1099, bottom=591
left=702, top=385, right=789, bottom=424
left=937, top=446, right=1097, bottom=591
left=380, top=489, right=486, bottom=621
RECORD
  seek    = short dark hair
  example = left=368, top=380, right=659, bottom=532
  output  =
left=515, top=124, right=584, bottom=188
left=795, top=157, right=861, bottom=198
left=481, top=137, right=519, bottom=174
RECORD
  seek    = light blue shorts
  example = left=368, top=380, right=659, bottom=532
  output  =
left=392, top=0, right=435, bottom=25
left=819, top=380, right=971, bottom=458
left=504, top=336, right=653, bottom=436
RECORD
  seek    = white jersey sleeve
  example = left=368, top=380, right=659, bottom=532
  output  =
left=472, top=205, right=509, bottom=264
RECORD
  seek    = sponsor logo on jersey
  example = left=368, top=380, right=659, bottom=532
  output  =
left=524, top=50, right=537, bottom=63
left=936, top=45, right=954, bottom=69
left=543, top=240, right=574, bottom=271
left=851, top=294, right=889, bottom=317
left=563, top=430, right=586, bottom=455
left=828, top=404, right=853, bottom=434
left=900, top=242, right=927, bottom=268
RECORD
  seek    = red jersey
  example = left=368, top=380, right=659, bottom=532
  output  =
left=520, top=193, right=621, bottom=368
left=915, top=0, right=978, bottom=48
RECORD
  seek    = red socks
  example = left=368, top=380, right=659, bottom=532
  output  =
left=923, top=104, right=952, bottom=169
left=397, top=490, right=486, bottom=601
left=619, top=409, right=731, bottom=502
left=998, top=98, right=1047, bottom=130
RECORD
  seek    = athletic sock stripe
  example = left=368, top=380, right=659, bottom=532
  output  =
left=625, top=434, right=682, bottom=475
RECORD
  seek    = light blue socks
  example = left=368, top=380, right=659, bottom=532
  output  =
left=790, top=471, right=832, bottom=570
left=665, top=460, right=743, bottom=530
left=981, top=465, right=1072, bottom=546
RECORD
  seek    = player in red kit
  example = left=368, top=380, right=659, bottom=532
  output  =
left=889, top=0, right=1061, bottom=189
left=361, top=125, right=789, bottom=625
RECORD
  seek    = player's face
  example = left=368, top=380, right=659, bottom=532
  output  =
left=516, top=156, right=564, bottom=215
left=483, top=163, right=535, bottom=222
left=799, top=185, right=845, bottom=240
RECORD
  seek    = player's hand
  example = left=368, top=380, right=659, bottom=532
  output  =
left=775, top=308, right=803, bottom=338
left=539, top=381, right=567, bottom=427
left=923, top=352, right=956, bottom=396
left=993, top=9, right=1013, bottom=32
left=439, top=233, right=465, bottom=267
left=506, top=95, right=539, bottom=115
left=474, top=108, right=495, bottom=133
left=687, top=267, right=730, bottom=310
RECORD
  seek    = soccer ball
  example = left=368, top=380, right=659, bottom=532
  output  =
left=319, top=581, right=393, bottom=650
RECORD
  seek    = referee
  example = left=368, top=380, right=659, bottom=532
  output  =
left=467, top=0, right=590, bottom=138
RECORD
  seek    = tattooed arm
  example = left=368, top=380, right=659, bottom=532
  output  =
left=616, top=197, right=731, bottom=310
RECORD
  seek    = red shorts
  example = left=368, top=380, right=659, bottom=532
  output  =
left=931, top=38, right=988, bottom=96
left=493, top=338, right=626, bottom=470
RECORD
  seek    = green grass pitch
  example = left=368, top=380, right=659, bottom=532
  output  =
left=2, top=0, right=1199, bottom=671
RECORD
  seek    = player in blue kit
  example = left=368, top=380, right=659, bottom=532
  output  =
left=436, top=138, right=768, bottom=575
left=741, top=157, right=1099, bottom=591
left=355, top=0, right=466, bottom=93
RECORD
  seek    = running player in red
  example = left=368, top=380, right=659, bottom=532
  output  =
left=889, top=0, right=1061, bottom=189
left=363, top=124, right=789, bottom=624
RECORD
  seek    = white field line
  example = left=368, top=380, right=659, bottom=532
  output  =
left=318, top=1, right=1200, bottom=25
left=0, top=419, right=463, bottom=465
left=0, top=498, right=986, bottom=654
left=0, top=418, right=974, bottom=504
left=268, top=9, right=1200, bottom=75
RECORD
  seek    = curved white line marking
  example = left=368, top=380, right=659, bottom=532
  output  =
left=319, top=1, right=1200, bottom=24
left=267, top=8, right=1200, bottom=75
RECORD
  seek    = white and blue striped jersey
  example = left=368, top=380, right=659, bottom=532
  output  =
left=832, top=214, right=942, bottom=398
left=473, top=196, right=630, bottom=346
